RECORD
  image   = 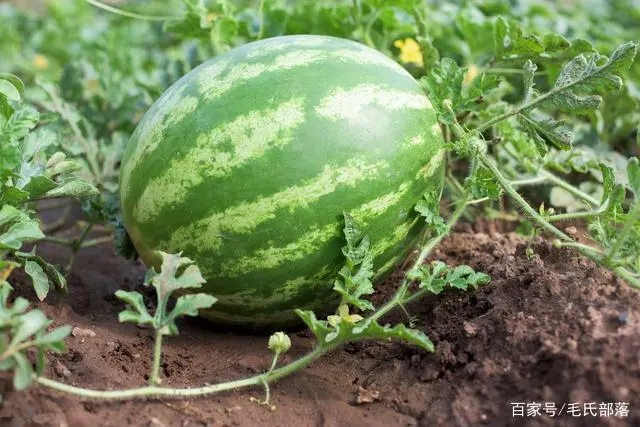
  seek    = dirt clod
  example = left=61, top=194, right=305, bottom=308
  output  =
left=355, top=386, right=380, bottom=404
left=71, top=326, right=96, bottom=338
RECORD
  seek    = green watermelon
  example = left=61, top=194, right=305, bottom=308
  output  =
left=119, top=35, right=445, bottom=328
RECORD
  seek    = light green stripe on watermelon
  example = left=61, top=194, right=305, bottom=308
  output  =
left=164, top=158, right=387, bottom=252
left=134, top=97, right=306, bottom=223
left=371, top=217, right=420, bottom=258
left=315, top=84, right=432, bottom=121
left=198, top=47, right=408, bottom=103
left=120, top=91, right=197, bottom=194
left=246, top=36, right=329, bottom=58
left=351, top=181, right=412, bottom=225
left=416, top=148, right=446, bottom=180
left=217, top=223, right=340, bottom=278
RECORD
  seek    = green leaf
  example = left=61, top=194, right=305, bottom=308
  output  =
left=22, top=176, right=58, bottom=199
left=0, top=74, right=25, bottom=98
left=627, top=158, right=640, bottom=200
left=421, top=58, right=500, bottom=125
left=517, top=114, right=572, bottom=152
left=0, top=206, right=44, bottom=250
left=114, top=290, right=154, bottom=326
left=36, top=325, right=72, bottom=346
left=12, top=352, right=33, bottom=390
left=415, top=194, right=446, bottom=235
left=333, top=214, right=375, bottom=311
left=522, top=60, right=537, bottom=104
left=24, top=261, right=49, bottom=301
left=165, top=293, right=217, bottom=335
left=0, top=80, right=21, bottom=102
left=11, top=310, right=48, bottom=346
left=412, top=261, right=490, bottom=295
left=42, top=179, right=99, bottom=199
left=541, top=42, right=638, bottom=114
left=465, top=166, right=503, bottom=200
left=296, top=310, right=434, bottom=352
left=493, top=17, right=544, bottom=61
left=14, top=248, right=67, bottom=294
left=147, top=251, right=206, bottom=297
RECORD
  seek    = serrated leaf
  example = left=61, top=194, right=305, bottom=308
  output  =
left=493, top=17, right=544, bottom=61
left=148, top=252, right=206, bottom=297
left=522, top=60, right=537, bottom=104
left=541, top=42, right=637, bottom=114
left=465, top=165, right=503, bottom=200
left=415, top=197, right=447, bottom=235
left=24, top=261, right=49, bottom=301
left=115, top=290, right=153, bottom=325
left=422, top=58, right=499, bottom=124
left=165, top=294, right=217, bottom=335
left=518, top=113, right=572, bottom=152
left=333, top=214, right=375, bottom=311
left=296, top=310, right=434, bottom=352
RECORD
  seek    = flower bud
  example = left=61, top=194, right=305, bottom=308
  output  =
left=268, top=331, right=291, bottom=354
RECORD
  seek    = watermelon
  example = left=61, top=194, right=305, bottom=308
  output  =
left=119, top=35, right=445, bottom=328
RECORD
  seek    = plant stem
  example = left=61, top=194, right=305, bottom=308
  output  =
left=475, top=59, right=616, bottom=134
left=604, top=202, right=640, bottom=265
left=482, top=67, right=548, bottom=76
left=149, top=330, right=164, bottom=385
left=413, top=195, right=471, bottom=268
left=510, top=176, right=547, bottom=187
left=84, top=0, right=181, bottom=21
left=73, top=223, right=94, bottom=252
left=541, top=170, right=600, bottom=206
left=478, top=152, right=640, bottom=288
left=478, top=152, right=572, bottom=242
left=257, top=0, right=265, bottom=40
left=36, top=346, right=330, bottom=400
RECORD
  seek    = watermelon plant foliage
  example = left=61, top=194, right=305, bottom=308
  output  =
left=0, top=0, right=639, bottom=407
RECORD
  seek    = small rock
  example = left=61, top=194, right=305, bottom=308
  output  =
left=463, top=321, right=479, bottom=337
left=105, top=341, right=118, bottom=353
left=617, top=311, right=629, bottom=325
left=53, top=360, right=72, bottom=378
left=224, top=405, right=242, bottom=414
left=149, top=418, right=167, bottom=427
left=564, top=226, right=578, bottom=238
left=72, top=327, right=96, bottom=338
left=355, top=386, right=380, bottom=404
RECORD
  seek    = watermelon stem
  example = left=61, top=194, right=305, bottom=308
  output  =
left=149, top=329, right=164, bottom=385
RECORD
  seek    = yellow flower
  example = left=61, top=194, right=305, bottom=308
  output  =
left=33, top=54, right=49, bottom=70
left=327, top=304, right=363, bottom=327
left=464, top=64, right=480, bottom=85
left=394, top=38, right=424, bottom=67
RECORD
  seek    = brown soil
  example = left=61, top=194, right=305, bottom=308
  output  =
left=1, top=221, right=638, bottom=427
